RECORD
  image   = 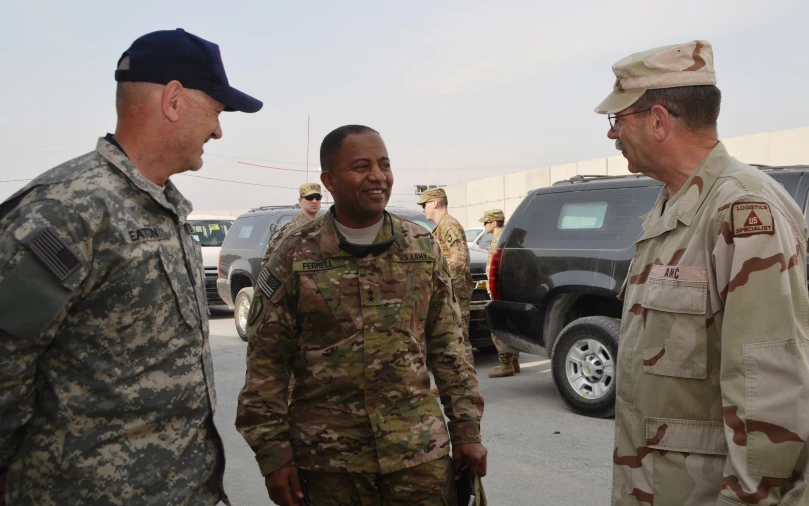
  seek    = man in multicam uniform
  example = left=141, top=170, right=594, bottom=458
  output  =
left=0, top=29, right=262, bottom=505
left=479, top=209, right=520, bottom=378
left=597, top=40, right=809, bottom=505
left=264, top=183, right=324, bottom=260
left=237, top=125, right=486, bottom=506
left=419, top=187, right=474, bottom=363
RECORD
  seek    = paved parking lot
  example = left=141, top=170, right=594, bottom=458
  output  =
left=209, top=308, right=614, bottom=505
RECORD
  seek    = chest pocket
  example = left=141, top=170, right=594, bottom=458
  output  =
left=158, top=242, right=200, bottom=329
left=640, top=265, right=708, bottom=379
left=296, top=258, right=357, bottom=345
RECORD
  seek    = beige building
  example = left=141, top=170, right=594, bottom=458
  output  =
left=446, top=126, right=809, bottom=228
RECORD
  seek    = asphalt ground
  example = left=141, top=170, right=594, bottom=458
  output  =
left=209, top=307, right=614, bottom=505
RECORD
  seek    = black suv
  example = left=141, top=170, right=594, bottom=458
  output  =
left=218, top=205, right=494, bottom=347
left=486, top=167, right=809, bottom=418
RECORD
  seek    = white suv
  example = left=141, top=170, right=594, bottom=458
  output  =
left=188, top=215, right=235, bottom=306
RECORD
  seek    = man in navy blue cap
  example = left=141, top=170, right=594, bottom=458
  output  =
left=0, top=29, right=260, bottom=505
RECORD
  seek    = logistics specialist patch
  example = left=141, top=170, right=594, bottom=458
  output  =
left=732, top=202, right=775, bottom=237
left=257, top=267, right=282, bottom=297
left=27, top=227, right=80, bottom=281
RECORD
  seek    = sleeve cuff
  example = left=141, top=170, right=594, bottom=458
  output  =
left=256, top=443, right=295, bottom=476
left=448, top=420, right=482, bottom=445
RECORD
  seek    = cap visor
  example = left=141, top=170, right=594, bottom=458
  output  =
left=478, top=217, right=486, bottom=222
left=594, top=89, right=645, bottom=115
left=210, top=86, right=263, bottom=113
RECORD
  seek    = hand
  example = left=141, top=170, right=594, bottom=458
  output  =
left=264, top=465, right=304, bottom=506
left=452, top=442, right=488, bottom=479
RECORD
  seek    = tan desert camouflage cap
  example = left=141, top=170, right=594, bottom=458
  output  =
left=478, top=209, right=505, bottom=223
left=595, top=40, right=716, bottom=114
left=417, top=187, right=447, bottom=205
left=299, top=183, right=322, bottom=197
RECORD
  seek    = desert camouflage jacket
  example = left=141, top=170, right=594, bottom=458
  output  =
left=236, top=211, right=483, bottom=476
left=614, top=142, right=809, bottom=505
left=432, top=213, right=473, bottom=301
left=0, top=138, right=226, bottom=505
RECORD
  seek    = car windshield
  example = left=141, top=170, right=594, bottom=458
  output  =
left=189, top=220, right=233, bottom=246
left=465, top=229, right=482, bottom=242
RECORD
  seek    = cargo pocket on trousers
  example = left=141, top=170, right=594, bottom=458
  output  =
left=645, top=417, right=727, bottom=506
left=159, top=243, right=200, bottom=329
left=640, top=266, right=708, bottom=379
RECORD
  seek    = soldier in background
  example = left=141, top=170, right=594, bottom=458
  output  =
left=0, top=29, right=262, bottom=505
left=419, top=188, right=474, bottom=363
left=479, top=209, right=520, bottom=378
left=599, top=40, right=809, bottom=505
left=264, top=183, right=323, bottom=261
left=237, top=124, right=486, bottom=506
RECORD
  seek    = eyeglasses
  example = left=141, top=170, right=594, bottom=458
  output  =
left=304, top=194, right=322, bottom=201
left=420, top=200, right=434, bottom=209
left=483, top=221, right=493, bottom=225
left=608, top=109, right=651, bottom=130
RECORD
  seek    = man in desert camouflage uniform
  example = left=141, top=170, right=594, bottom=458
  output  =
left=237, top=125, right=486, bottom=506
left=479, top=209, right=520, bottom=378
left=419, top=187, right=474, bottom=363
left=598, top=40, right=809, bottom=505
left=0, top=29, right=262, bottom=505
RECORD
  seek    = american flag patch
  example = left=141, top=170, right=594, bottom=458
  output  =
left=258, top=267, right=282, bottom=297
left=28, top=227, right=80, bottom=281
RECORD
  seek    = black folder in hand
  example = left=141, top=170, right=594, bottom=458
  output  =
left=456, top=464, right=476, bottom=506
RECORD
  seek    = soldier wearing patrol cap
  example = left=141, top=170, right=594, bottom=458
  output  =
left=600, top=41, right=809, bottom=505
left=419, top=187, right=475, bottom=364
left=237, top=125, right=486, bottom=506
left=478, top=209, right=520, bottom=378
left=264, top=183, right=324, bottom=260
left=0, top=28, right=262, bottom=505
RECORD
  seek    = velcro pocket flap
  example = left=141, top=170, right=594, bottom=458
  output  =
left=645, top=417, right=728, bottom=455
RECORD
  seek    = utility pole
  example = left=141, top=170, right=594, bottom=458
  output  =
left=305, top=115, right=310, bottom=183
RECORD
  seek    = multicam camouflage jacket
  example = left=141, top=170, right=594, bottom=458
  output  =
left=236, top=211, right=484, bottom=477
left=262, top=211, right=313, bottom=265
left=432, top=213, right=473, bottom=302
left=0, top=138, right=226, bottom=505
left=614, top=142, right=809, bottom=505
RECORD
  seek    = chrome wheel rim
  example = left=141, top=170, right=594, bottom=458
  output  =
left=565, top=338, right=615, bottom=400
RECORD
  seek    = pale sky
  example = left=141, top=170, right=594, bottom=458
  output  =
left=2, top=0, right=808, bottom=210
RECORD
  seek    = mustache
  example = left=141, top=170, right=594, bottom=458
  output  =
left=615, top=140, right=625, bottom=152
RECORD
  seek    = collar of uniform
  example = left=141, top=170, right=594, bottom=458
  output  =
left=319, top=209, right=407, bottom=258
left=95, top=137, right=193, bottom=218
left=667, top=141, right=729, bottom=228
left=639, top=142, right=728, bottom=240
left=432, top=213, right=448, bottom=233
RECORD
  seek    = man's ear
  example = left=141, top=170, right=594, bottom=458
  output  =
left=320, top=171, right=335, bottom=193
left=162, top=80, right=184, bottom=122
left=650, top=104, right=673, bottom=142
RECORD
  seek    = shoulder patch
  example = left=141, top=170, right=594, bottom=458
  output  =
left=732, top=202, right=775, bottom=238
left=257, top=267, right=282, bottom=297
left=27, top=227, right=80, bottom=281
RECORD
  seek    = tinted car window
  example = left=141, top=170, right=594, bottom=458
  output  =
left=465, top=229, right=482, bottom=242
left=513, top=186, right=660, bottom=250
left=393, top=210, right=435, bottom=232
left=224, top=215, right=272, bottom=249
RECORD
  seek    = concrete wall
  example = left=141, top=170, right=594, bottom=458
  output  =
left=190, top=209, right=248, bottom=218
left=447, top=125, right=809, bottom=228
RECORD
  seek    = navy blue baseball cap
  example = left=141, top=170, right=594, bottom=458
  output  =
left=115, top=28, right=262, bottom=113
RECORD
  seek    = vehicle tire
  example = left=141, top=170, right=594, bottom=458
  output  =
left=234, top=287, right=255, bottom=342
left=550, top=316, right=619, bottom=418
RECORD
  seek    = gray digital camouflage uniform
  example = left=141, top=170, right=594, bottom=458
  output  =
left=236, top=211, right=483, bottom=484
left=614, top=142, right=809, bottom=505
left=0, top=138, right=227, bottom=505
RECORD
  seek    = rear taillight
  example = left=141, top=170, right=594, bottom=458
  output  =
left=488, top=248, right=503, bottom=301
left=217, top=250, right=222, bottom=278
